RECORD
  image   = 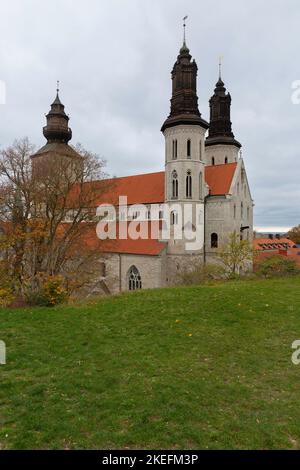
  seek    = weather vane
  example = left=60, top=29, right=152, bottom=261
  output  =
left=183, top=15, right=188, bottom=44
left=219, top=56, right=223, bottom=79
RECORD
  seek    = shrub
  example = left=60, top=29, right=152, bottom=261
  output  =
left=0, top=287, right=15, bottom=307
left=25, top=275, right=69, bottom=307
left=178, top=262, right=226, bottom=286
left=256, top=255, right=299, bottom=278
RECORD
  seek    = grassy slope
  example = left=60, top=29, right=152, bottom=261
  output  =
left=0, top=277, right=300, bottom=450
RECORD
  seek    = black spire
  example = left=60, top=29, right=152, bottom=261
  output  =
left=161, top=30, right=208, bottom=132
left=206, top=72, right=241, bottom=148
left=43, top=84, right=72, bottom=144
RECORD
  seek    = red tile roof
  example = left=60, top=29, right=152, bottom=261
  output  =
left=205, top=163, right=237, bottom=196
left=82, top=221, right=166, bottom=256
left=85, top=172, right=165, bottom=206
left=253, top=237, right=296, bottom=251
left=68, top=164, right=237, bottom=209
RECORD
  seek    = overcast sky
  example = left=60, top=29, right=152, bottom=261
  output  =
left=0, top=0, right=299, bottom=231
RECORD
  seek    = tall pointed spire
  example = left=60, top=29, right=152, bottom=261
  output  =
left=206, top=65, right=241, bottom=148
left=43, top=83, right=72, bottom=144
left=161, top=21, right=208, bottom=132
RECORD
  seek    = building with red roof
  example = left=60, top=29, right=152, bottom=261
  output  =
left=30, top=34, right=254, bottom=295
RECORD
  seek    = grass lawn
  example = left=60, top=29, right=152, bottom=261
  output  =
left=1, top=277, right=300, bottom=450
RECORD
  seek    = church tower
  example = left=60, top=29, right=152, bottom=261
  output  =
left=205, top=67, right=241, bottom=166
left=161, top=25, right=208, bottom=255
left=31, top=85, right=82, bottom=180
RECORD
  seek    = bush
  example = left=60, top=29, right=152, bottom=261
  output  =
left=177, top=262, right=226, bottom=286
left=0, top=287, right=15, bottom=307
left=256, top=255, right=299, bottom=278
left=25, top=275, right=69, bottom=307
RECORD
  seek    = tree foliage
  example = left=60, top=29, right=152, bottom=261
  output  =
left=0, top=138, right=109, bottom=302
left=218, top=233, right=253, bottom=277
left=288, top=225, right=300, bottom=245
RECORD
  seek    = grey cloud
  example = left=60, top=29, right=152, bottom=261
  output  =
left=0, top=0, right=299, bottom=230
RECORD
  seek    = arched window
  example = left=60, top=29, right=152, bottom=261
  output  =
left=199, top=140, right=202, bottom=160
left=211, top=233, right=218, bottom=249
left=199, top=172, right=203, bottom=199
left=225, top=157, right=228, bottom=164
left=171, top=211, right=178, bottom=225
left=128, top=266, right=142, bottom=291
left=172, top=140, right=178, bottom=160
left=172, top=170, right=178, bottom=199
left=212, top=157, right=215, bottom=166
left=186, top=171, right=192, bottom=198
left=187, top=139, right=191, bottom=158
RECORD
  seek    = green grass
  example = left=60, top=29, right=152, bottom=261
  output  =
left=1, top=277, right=300, bottom=450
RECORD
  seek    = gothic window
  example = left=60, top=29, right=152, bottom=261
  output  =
left=172, top=140, right=178, bottom=160
left=172, top=170, right=178, bottom=199
left=225, top=157, right=228, bottom=164
left=187, top=139, right=191, bottom=158
left=211, top=233, right=218, bottom=249
left=186, top=171, right=192, bottom=198
left=199, top=172, right=203, bottom=199
left=128, top=266, right=142, bottom=291
left=171, top=211, right=178, bottom=225
left=212, top=157, right=215, bottom=166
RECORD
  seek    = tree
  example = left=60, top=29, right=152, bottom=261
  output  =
left=288, top=225, right=300, bottom=245
left=0, top=138, right=111, bottom=299
left=218, top=233, right=253, bottom=277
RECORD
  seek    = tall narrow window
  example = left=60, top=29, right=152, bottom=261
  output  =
left=199, top=140, right=202, bottom=160
left=225, top=157, right=228, bottom=164
left=172, top=139, right=178, bottom=160
left=212, top=157, right=215, bottom=166
left=128, top=266, right=142, bottom=291
left=234, top=204, right=236, bottom=219
left=241, top=202, right=244, bottom=219
left=211, top=233, right=218, bottom=249
left=171, top=211, right=178, bottom=225
left=172, top=170, right=178, bottom=199
left=186, top=171, right=192, bottom=198
left=199, top=172, right=203, bottom=199
left=187, top=139, right=191, bottom=158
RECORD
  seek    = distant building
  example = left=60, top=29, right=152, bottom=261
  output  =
left=254, top=236, right=300, bottom=267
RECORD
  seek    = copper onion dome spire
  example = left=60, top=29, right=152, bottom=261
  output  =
left=43, top=82, right=72, bottom=144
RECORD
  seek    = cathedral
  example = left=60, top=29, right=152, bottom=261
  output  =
left=31, top=36, right=254, bottom=295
